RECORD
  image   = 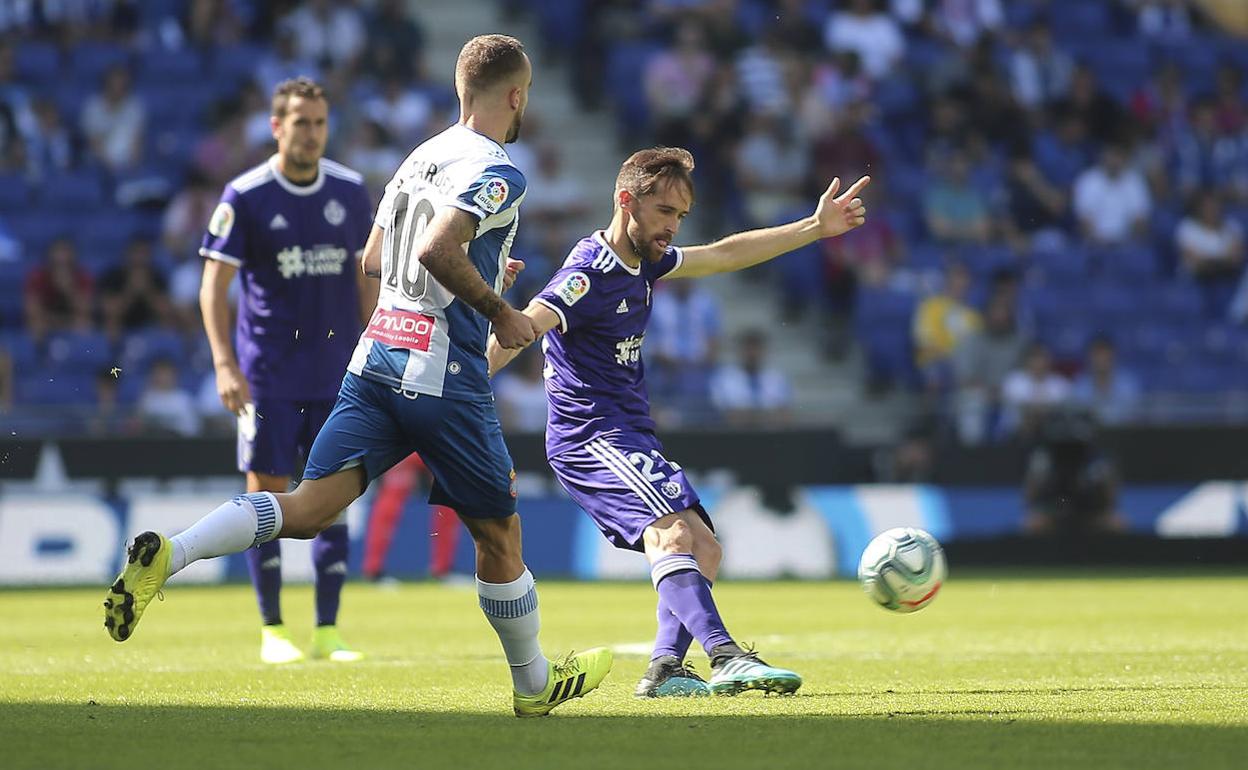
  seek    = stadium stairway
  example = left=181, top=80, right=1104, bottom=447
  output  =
left=415, top=1, right=909, bottom=442
left=417, top=0, right=616, bottom=232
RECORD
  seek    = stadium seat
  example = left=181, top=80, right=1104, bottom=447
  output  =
left=0, top=174, right=30, bottom=211
left=44, top=330, right=114, bottom=372
left=208, top=43, right=268, bottom=87
left=16, top=371, right=95, bottom=406
left=70, top=42, right=131, bottom=80
left=1050, top=3, right=1112, bottom=42
left=8, top=214, right=74, bottom=257
left=0, top=332, right=39, bottom=368
left=535, top=0, right=586, bottom=52
left=1156, top=283, right=1204, bottom=320
left=39, top=170, right=107, bottom=210
left=606, top=42, right=661, bottom=133
left=136, top=48, right=204, bottom=85
left=120, top=328, right=188, bottom=372
left=15, top=41, right=61, bottom=83
left=853, top=287, right=916, bottom=330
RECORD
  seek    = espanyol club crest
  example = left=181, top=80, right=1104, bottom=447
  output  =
left=323, top=198, right=346, bottom=226
left=661, top=481, right=682, bottom=500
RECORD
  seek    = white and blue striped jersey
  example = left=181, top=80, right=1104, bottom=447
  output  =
left=347, top=124, right=526, bottom=402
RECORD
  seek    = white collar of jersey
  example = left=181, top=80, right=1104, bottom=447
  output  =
left=453, top=122, right=508, bottom=153
left=592, top=230, right=641, bottom=276
left=268, top=155, right=325, bottom=196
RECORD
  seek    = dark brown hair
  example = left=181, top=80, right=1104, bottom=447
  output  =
left=455, top=34, right=527, bottom=96
left=271, top=76, right=326, bottom=118
left=615, top=147, right=695, bottom=200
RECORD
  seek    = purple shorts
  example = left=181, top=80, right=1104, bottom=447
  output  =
left=549, top=431, right=708, bottom=552
left=237, top=398, right=334, bottom=477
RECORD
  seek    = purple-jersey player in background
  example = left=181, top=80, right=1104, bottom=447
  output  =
left=489, top=148, right=869, bottom=697
left=199, top=77, right=376, bottom=664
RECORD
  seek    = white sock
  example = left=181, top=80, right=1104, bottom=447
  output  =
left=477, top=568, right=548, bottom=695
left=169, top=492, right=283, bottom=575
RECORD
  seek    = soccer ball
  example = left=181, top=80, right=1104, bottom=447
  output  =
left=857, top=528, right=946, bottom=613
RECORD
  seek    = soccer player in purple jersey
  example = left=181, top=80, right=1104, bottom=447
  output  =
left=104, top=35, right=612, bottom=717
left=489, top=148, right=869, bottom=697
left=198, top=77, right=375, bottom=665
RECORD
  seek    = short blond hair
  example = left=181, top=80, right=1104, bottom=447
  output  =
left=455, top=34, right=527, bottom=96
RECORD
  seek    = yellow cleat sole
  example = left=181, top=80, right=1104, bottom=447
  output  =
left=102, top=532, right=166, bottom=642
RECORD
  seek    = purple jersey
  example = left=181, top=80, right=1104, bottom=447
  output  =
left=200, top=156, right=372, bottom=401
left=534, top=231, right=683, bottom=456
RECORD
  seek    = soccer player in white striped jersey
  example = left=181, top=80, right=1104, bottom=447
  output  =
left=104, top=34, right=611, bottom=717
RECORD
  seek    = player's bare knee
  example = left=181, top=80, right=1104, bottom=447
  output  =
left=646, top=516, right=695, bottom=555
left=464, top=515, right=521, bottom=558
left=697, top=535, right=723, bottom=572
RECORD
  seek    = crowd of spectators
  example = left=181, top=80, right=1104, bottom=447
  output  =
left=4, top=0, right=1248, bottom=439
left=517, top=0, right=1248, bottom=438
left=0, top=0, right=456, bottom=435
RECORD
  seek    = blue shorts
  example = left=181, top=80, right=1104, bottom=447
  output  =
left=549, top=430, right=707, bottom=552
left=238, top=398, right=334, bottom=477
left=304, top=373, right=517, bottom=519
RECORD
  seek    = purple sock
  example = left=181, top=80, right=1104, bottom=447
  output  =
left=652, top=595, right=695, bottom=661
left=313, top=524, right=349, bottom=627
left=651, top=554, right=733, bottom=655
left=245, top=540, right=282, bottom=625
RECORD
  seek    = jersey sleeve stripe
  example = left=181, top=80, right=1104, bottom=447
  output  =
left=531, top=297, right=568, bottom=333
left=669, top=246, right=684, bottom=276
left=445, top=198, right=486, bottom=222
left=321, top=158, right=365, bottom=184
left=199, top=247, right=243, bottom=266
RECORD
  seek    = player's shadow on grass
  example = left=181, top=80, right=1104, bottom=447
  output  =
left=4, top=702, right=1245, bottom=770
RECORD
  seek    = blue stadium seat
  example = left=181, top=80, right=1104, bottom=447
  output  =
left=8, top=214, right=74, bottom=256
left=853, top=287, right=916, bottom=330
left=208, top=43, right=268, bottom=86
left=17, top=371, right=95, bottom=406
left=875, top=76, right=920, bottom=119
left=137, top=48, right=204, bottom=85
left=39, top=170, right=107, bottom=210
left=44, top=330, right=114, bottom=372
left=606, top=42, right=661, bottom=132
left=861, top=328, right=916, bottom=388
left=78, top=211, right=145, bottom=254
left=1156, top=283, right=1204, bottom=319
left=15, top=41, right=61, bottom=83
left=1050, top=4, right=1112, bottom=42
left=536, top=0, right=586, bottom=52
left=0, top=174, right=30, bottom=211
left=70, top=42, right=131, bottom=80
left=120, top=328, right=188, bottom=372
left=1032, top=245, right=1089, bottom=285
left=0, top=272, right=25, bottom=328
left=1088, top=285, right=1137, bottom=322
left=0, top=332, right=39, bottom=369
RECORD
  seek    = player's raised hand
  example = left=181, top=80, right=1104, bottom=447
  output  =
left=813, top=175, right=871, bottom=238
left=214, top=361, right=252, bottom=415
left=492, top=304, right=538, bottom=350
left=502, top=258, right=525, bottom=293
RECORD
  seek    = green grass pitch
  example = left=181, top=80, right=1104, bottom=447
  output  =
left=2, top=571, right=1246, bottom=769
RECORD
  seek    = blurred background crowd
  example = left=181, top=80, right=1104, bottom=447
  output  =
left=2, top=0, right=1247, bottom=447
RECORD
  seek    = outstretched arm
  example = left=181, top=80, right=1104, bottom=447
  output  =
left=487, top=302, right=561, bottom=377
left=667, top=175, right=870, bottom=279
